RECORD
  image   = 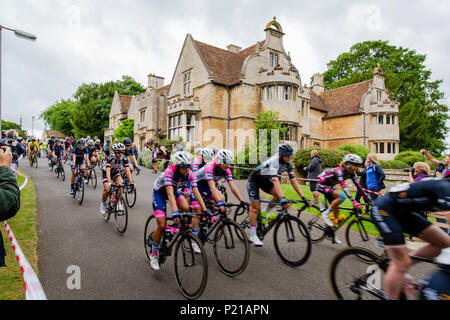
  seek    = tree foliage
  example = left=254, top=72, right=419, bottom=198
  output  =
left=40, top=75, right=145, bottom=139
left=114, top=119, right=135, bottom=143
left=323, top=40, right=449, bottom=153
left=1, top=120, right=28, bottom=139
left=255, top=110, right=287, bottom=149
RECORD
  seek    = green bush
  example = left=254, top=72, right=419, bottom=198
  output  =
left=233, top=145, right=271, bottom=180
left=294, top=148, right=346, bottom=175
left=379, top=160, right=409, bottom=169
left=394, top=151, right=437, bottom=170
left=338, top=144, right=370, bottom=160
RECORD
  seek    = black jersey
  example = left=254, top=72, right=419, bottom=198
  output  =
left=103, top=154, right=130, bottom=175
left=52, top=144, right=65, bottom=157
left=72, top=146, right=88, bottom=164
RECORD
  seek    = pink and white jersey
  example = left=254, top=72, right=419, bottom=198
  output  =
left=153, top=164, right=198, bottom=191
left=192, top=155, right=204, bottom=172
left=194, top=161, right=233, bottom=188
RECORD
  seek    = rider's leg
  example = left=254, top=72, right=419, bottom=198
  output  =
left=321, top=190, right=342, bottom=226
left=81, top=164, right=87, bottom=179
left=385, top=246, right=412, bottom=299
left=412, top=225, right=450, bottom=260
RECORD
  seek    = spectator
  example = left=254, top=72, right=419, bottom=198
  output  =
left=131, top=143, right=139, bottom=160
left=420, top=149, right=449, bottom=177
left=1, top=130, right=6, bottom=140
left=173, top=141, right=183, bottom=152
left=1, top=130, right=26, bottom=173
left=303, top=150, right=322, bottom=205
left=151, top=144, right=159, bottom=174
left=408, top=162, right=430, bottom=183
left=0, top=145, right=21, bottom=267
left=356, top=153, right=386, bottom=202
left=160, top=145, right=170, bottom=170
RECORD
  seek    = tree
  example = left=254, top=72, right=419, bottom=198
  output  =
left=322, top=40, right=449, bottom=153
left=114, top=119, right=134, bottom=143
left=39, top=99, right=75, bottom=136
left=1, top=120, right=28, bottom=139
left=255, top=110, right=287, bottom=149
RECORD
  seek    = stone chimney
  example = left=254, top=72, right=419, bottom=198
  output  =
left=226, top=44, right=242, bottom=53
left=312, top=73, right=324, bottom=95
left=372, top=63, right=386, bottom=90
left=148, top=73, right=164, bottom=89
left=264, top=17, right=285, bottom=52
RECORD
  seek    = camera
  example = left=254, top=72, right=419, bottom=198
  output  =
left=403, top=168, right=414, bottom=173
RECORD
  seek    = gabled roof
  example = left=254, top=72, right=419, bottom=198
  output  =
left=118, top=94, right=132, bottom=114
left=310, top=79, right=373, bottom=118
left=44, top=130, right=66, bottom=139
left=193, top=40, right=265, bottom=85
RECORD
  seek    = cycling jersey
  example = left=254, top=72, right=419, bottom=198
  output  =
left=371, top=178, right=450, bottom=246
left=102, top=154, right=130, bottom=182
left=194, top=161, right=233, bottom=189
left=52, top=145, right=65, bottom=159
left=64, top=141, right=71, bottom=150
left=317, top=166, right=369, bottom=203
left=103, top=144, right=111, bottom=157
left=94, top=143, right=102, bottom=151
left=124, top=148, right=136, bottom=158
left=47, top=140, right=55, bottom=150
left=247, top=155, right=295, bottom=201
left=153, top=164, right=198, bottom=191
left=193, top=155, right=205, bottom=172
left=28, top=142, right=39, bottom=150
left=72, top=147, right=88, bottom=165
left=87, top=147, right=96, bottom=158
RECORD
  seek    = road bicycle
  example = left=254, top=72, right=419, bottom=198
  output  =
left=234, top=199, right=312, bottom=267
left=72, top=167, right=87, bottom=205
left=329, top=246, right=450, bottom=300
left=144, top=212, right=208, bottom=299
left=29, top=151, right=38, bottom=168
left=85, top=165, right=97, bottom=189
left=196, top=202, right=249, bottom=277
left=54, top=158, right=65, bottom=181
left=297, top=202, right=384, bottom=257
left=103, top=184, right=128, bottom=235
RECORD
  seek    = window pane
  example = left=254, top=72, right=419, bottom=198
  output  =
left=191, top=114, right=195, bottom=126
left=393, top=143, right=396, bottom=154
left=387, top=143, right=391, bottom=154
left=386, top=115, right=390, bottom=125
left=380, top=143, right=384, bottom=154
left=275, top=54, right=278, bottom=66
left=392, top=115, right=395, bottom=125
left=379, top=115, right=384, bottom=125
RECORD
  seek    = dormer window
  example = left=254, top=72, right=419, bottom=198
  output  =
left=269, top=52, right=279, bottom=67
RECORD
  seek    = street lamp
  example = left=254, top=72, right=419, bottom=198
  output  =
left=0, top=24, right=37, bottom=133
left=32, top=116, right=35, bottom=137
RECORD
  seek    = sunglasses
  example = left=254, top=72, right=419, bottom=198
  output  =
left=115, top=151, right=124, bottom=154
left=180, top=164, right=192, bottom=169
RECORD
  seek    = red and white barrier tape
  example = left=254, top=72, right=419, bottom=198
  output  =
left=1, top=170, right=47, bottom=300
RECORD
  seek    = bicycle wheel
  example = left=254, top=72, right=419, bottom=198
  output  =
left=329, top=247, right=387, bottom=300
left=345, top=217, right=385, bottom=259
left=61, top=166, right=65, bottom=182
left=213, top=219, right=250, bottom=277
left=114, top=195, right=128, bottom=235
left=144, top=215, right=173, bottom=264
left=233, top=206, right=249, bottom=242
left=104, top=199, right=112, bottom=223
left=125, top=185, right=137, bottom=208
left=34, top=156, right=38, bottom=168
left=76, top=178, right=84, bottom=205
left=91, top=169, right=97, bottom=189
left=273, top=215, right=312, bottom=267
left=174, top=232, right=208, bottom=299
left=298, top=209, right=327, bottom=243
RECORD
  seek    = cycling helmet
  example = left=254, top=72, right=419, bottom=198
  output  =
left=343, top=154, right=363, bottom=165
left=201, top=148, right=215, bottom=161
left=76, top=139, right=85, bottom=146
left=87, top=140, right=95, bottom=146
left=216, top=149, right=234, bottom=164
left=55, top=139, right=61, bottom=144
left=278, top=143, right=294, bottom=156
left=122, top=138, right=132, bottom=146
left=31, top=137, right=36, bottom=141
left=106, top=139, right=111, bottom=144
left=95, top=139, right=101, bottom=143
left=172, top=151, right=192, bottom=167
left=112, top=143, right=126, bottom=152
left=51, top=135, right=56, bottom=140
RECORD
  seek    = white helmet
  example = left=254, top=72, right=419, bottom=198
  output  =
left=87, top=139, right=95, bottom=146
left=216, top=149, right=233, bottom=164
left=112, top=143, right=125, bottom=152
left=172, top=151, right=192, bottom=167
left=194, top=148, right=202, bottom=156
left=201, top=148, right=215, bottom=161
left=343, top=154, right=363, bottom=165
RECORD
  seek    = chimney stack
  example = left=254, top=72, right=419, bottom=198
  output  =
left=148, top=73, right=165, bottom=89
left=312, top=73, right=324, bottom=95
left=226, top=44, right=242, bottom=53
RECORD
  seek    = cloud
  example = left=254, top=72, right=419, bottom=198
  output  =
left=0, top=0, right=448, bottom=147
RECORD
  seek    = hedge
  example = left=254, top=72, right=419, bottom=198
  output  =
left=379, top=160, right=409, bottom=169
left=294, top=148, right=346, bottom=175
left=394, top=151, right=437, bottom=170
left=338, top=144, right=370, bottom=161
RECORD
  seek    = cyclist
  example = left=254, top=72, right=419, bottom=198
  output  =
left=122, top=138, right=141, bottom=174
left=94, top=139, right=102, bottom=152
left=370, top=173, right=450, bottom=300
left=47, top=135, right=56, bottom=165
left=192, top=148, right=215, bottom=172
left=87, top=140, right=99, bottom=167
left=70, top=139, right=90, bottom=196
left=149, top=151, right=208, bottom=271
left=103, top=139, right=112, bottom=157
left=317, top=154, right=370, bottom=229
left=64, top=138, right=72, bottom=157
left=100, top=143, right=135, bottom=216
left=52, top=139, right=65, bottom=168
left=27, top=137, right=39, bottom=166
left=246, top=143, right=310, bottom=246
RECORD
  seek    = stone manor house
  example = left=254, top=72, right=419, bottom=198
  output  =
left=105, top=18, right=400, bottom=160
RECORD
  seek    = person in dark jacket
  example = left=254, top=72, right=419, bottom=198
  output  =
left=303, top=150, right=322, bottom=205
left=0, top=145, right=21, bottom=267
left=356, top=153, right=385, bottom=202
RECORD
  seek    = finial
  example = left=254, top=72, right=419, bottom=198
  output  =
left=273, top=16, right=276, bottom=21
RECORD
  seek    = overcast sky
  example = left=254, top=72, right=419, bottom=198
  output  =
left=1, top=0, right=449, bottom=149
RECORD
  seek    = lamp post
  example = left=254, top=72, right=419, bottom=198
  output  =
left=0, top=24, right=37, bottom=133
left=32, top=116, right=35, bottom=137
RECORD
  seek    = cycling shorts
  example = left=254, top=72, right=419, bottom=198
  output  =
left=371, top=195, right=433, bottom=247
left=247, top=172, right=274, bottom=202
left=102, top=170, right=122, bottom=183
left=152, top=188, right=186, bottom=219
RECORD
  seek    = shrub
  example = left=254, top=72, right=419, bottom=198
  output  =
left=233, top=145, right=272, bottom=180
left=394, top=151, right=437, bottom=170
left=338, top=144, right=370, bottom=160
left=379, top=160, right=409, bottom=169
left=294, top=148, right=346, bottom=175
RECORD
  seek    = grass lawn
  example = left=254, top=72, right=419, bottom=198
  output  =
left=0, top=170, right=38, bottom=300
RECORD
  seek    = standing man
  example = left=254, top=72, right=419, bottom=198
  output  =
left=304, top=150, right=322, bottom=206
left=151, top=143, right=159, bottom=174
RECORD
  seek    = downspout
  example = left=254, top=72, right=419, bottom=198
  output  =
left=226, top=85, right=231, bottom=149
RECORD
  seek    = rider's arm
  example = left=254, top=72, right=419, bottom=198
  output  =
left=192, top=186, right=207, bottom=212
left=208, top=180, right=224, bottom=203
left=106, top=167, right=112, bottom=183
left=84, top=149, right=90, bottom=167
left=131, top=155, right=138, bottom=167
left=165, top=186, right=179, bottom=213
left=228, top=180, right=244, bottom=202
left=270, top=176, right=284, bottom=199
left=125, top=165, right=133, bottom=183
left=351, top=175, right=370, bottom=203
left=290, top=178, right=307, bottom=200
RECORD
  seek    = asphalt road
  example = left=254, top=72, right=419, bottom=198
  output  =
left=20, top=158, right=431, bottom=300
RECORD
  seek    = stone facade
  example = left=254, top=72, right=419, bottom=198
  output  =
left=106, top=17, right=400, bottom=158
